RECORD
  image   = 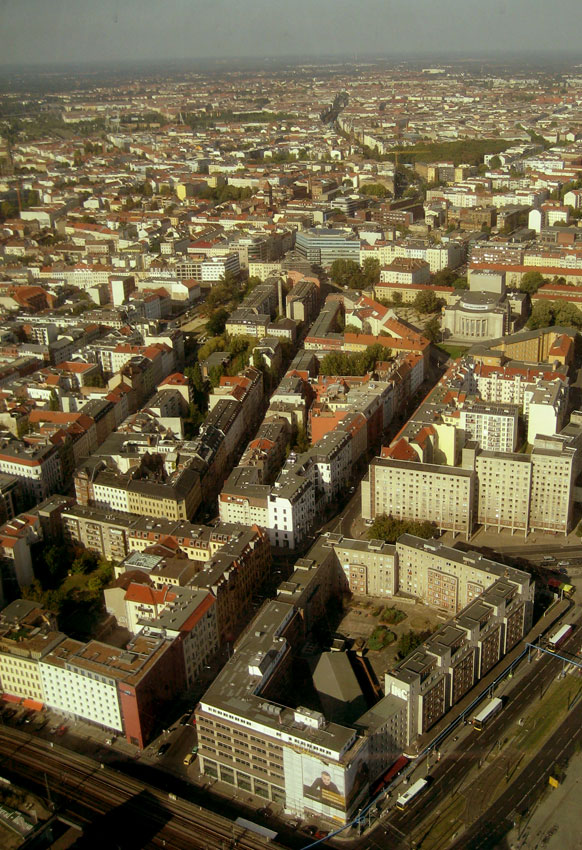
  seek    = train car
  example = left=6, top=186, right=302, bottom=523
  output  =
left=370, top=755, right=409, bottom=797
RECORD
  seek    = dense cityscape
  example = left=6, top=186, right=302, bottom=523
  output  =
left=1, top=39, right=582, bottom=850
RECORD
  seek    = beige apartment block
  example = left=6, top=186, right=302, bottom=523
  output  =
left=331, top=537, right=397, bottom=598
left=0, top=600, right=64, bottom=704
left=529, top=436, right=577, bottom=534
left=362, top=457, right=476, bottom=540
left=394, top=534, right=531, bottom=614
left=475, top=451, right=532, bottom=535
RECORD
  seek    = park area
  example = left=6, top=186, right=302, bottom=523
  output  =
left=335, top=596, right=443, bottom=682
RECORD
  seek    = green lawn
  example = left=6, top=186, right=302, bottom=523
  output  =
left=437, top=343, right=470, bottom=360
left=379, top=606, right=407, bottom=625
left=415, top=796, right=466, bottom=850
left=515, top=675, right=582, bottom=754
left=367, top=626, right=396, bottom=651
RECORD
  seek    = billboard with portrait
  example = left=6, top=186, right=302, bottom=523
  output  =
left=301, top=754, right=346, bottom=812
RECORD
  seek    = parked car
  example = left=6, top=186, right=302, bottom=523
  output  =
left=56, top=724, right=67, bottom=737
left=179, top=714, right=190, bottom=726
left=315, top=830, right=329, bottom=840
left=183, top=753, right=194, bottom=766
left=191, top=745, right=198, bottom=755
left=157, top=743, right=171, bottom=758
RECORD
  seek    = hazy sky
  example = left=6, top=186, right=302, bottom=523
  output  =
left=1, top=0, right=582, bottom=67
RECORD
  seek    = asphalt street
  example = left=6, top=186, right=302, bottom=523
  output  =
left=358, top=619, right=582, bottom=850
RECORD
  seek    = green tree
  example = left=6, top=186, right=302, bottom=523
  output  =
left=488, top=155, right=501, bottom=169
left=70, top=549, right=98, bottom=575
left=367, top=514, right=435, bottom=543
left=197, top=335, right=227, bottom=362
left=208, top=364, right=225, bottom=387
left=452, top=276, right=469, bottom=290
left=414, top=290, right=444, bottom=314
left=397, top=630, right=431, bottom=659
left=244, top=275, right=262, bottom=296
left=432, top=267, right=459, bottom=286
left=520, top=271, right=545, bottom=294
left=42, top=544, right=70, bottom=587
left=554, top=301, right=582, bottom=329
left=253, top=350, right=266, bottom=372
left=206, top=308, right=229, bottom=337
left=185, top=363, right=208, bottom=410
left=293, top=425, right=310, bottom=453
left=527, top=301, right=555, bottom=330
left=330, top=259, right=363, bottom=289
left=319, top=344, right=385, bottom=376
left=423, top=316, right=442, bottom=343
left=360, top=183, right=390, bottom=198
left=48, top=389, right=60, bottom=411
left=183, top=402, right=204, bottom=439
left=362, top=257, right=381, bottom=288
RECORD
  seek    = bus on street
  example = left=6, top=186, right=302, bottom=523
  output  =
left=548, top=624, right=573, bottom=652
left=396, top=778, right=428, bottom=810
left=473, top=697, right=503, bottom=732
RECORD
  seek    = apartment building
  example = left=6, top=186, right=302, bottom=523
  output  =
left=62, top=503, right=136, bottom=561
left=361, top=239, right=462, bottom=274
left=455, top=402, right=519, bottom=454
left=529, top=435, right=578, bottom=534
left=75, top=464, right=202, bottom=522
left=474, top=450, right=532, bottom=534
left=130, top=586, right=218, bottom=687
left=195, top=529, right=533, bottom=815
left=0, top=440, right=63, bottom=506
left=39, top=628, right=185, bottom=748
left=286, top=279, right=319, bottom=325
left=0, top=600, right=64, bottom=705
left=201, top=253, right=240, bottom=283
left=268, top=472, right=316, bottom=550
left=456, top=357, right=569, bottom=409
left=524, top=380, right=567, bottom=445
left=379, top=258, right=430, bottom=285
left=385, top=556, right=533, bottom=740
left=395, top=534, right=532, bottom=614
left=219, top=468, right=271, bottom=528
left=362, top=457, right=476, bottom=540
left=331, top=536, right=397, bottom=598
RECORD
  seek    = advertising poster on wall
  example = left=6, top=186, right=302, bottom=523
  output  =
left=302, top=755, right=346, bottom=812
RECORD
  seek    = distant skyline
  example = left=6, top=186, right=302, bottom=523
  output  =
left=1, top=0, right=582, bottom=69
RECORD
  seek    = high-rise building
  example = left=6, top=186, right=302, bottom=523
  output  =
left=362, top=457, right=476, bottom=540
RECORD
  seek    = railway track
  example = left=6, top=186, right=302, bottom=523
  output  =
left=0, top=728, right=284, bottom=850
